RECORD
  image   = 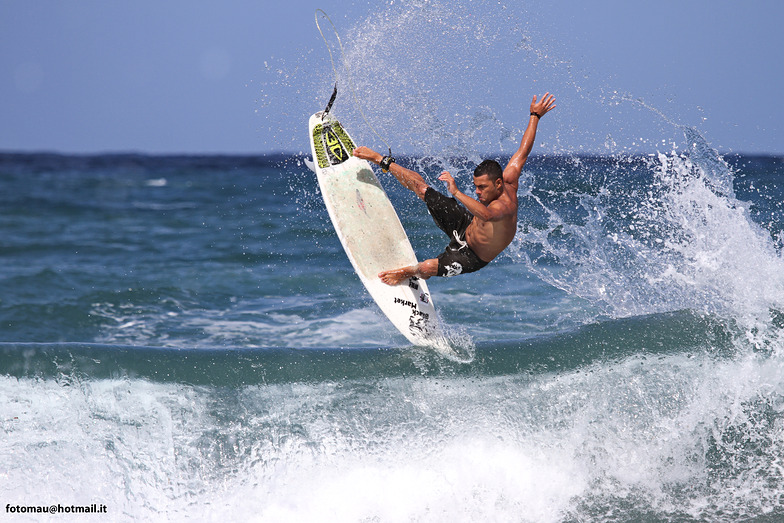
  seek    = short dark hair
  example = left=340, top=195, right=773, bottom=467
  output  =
left=474, top=159, right=503, bottom=181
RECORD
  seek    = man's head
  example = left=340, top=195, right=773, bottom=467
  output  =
left=473, top=159, right=504, bottom=204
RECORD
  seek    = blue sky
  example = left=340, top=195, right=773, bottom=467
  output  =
left=1, top=0, right=782, bottom=155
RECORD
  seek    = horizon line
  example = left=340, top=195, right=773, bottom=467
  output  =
left=2, top=148, right=782, bottom=159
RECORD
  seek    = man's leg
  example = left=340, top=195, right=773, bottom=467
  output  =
left=353, top=147, right=430, bottom=200
left=378, top=258, right=438, bottom=286
left=387, top=163, right=429, bottom=200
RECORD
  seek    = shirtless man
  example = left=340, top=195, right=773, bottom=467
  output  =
left=353, top=93, right=556, bottom=285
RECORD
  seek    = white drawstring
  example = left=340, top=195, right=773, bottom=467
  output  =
left=452, top=230, right=468, bottom=250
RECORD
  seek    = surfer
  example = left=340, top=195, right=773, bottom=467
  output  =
left=353, top=92, right=556, bottom=285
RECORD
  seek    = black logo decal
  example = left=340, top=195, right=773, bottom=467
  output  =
left=324, top=126, right=348, bottom=165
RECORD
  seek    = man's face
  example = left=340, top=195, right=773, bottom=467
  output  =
left=473, top=174, right=503, bottom=205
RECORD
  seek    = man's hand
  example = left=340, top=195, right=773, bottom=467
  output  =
left=438, top=171, right=459, bottom=195
left=530, top=93, right=556, bottom=118
left=353, top=146, right=382, bottom=164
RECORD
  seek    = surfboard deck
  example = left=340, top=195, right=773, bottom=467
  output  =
left=307, top=111, right=444, bottom=346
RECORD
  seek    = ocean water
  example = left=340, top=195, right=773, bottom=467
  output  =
left=2, top=144, right=784, bottom=521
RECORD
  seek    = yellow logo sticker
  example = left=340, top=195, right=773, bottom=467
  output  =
left=325, top=127, right=347, bottom=163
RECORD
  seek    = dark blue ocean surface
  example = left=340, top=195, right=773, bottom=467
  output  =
left=2, top=149, right=784, bottom=521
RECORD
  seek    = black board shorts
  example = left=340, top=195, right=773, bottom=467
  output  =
left=424, top=187, right=489, bottom=277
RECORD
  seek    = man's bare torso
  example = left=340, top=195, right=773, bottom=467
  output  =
left=465, top=186, right=518, bottom=262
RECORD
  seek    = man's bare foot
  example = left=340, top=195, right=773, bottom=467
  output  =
left=378, top=266, right=416, bottom=286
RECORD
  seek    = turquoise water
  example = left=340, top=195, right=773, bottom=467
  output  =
left=2, top=147, right=784, bottom=521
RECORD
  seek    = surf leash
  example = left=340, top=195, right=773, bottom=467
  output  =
left=314, top=9, right=393, bottom=159
left=323, top=83, right=338, bottom=116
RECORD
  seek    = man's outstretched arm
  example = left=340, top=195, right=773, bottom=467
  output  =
left=503, top=93, right=556, bottom=189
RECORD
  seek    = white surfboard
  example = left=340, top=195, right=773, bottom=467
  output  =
left=307, top=111, right=444, bottom=346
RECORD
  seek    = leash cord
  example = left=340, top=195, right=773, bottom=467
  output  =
left=314, top=9, right=392, bottom=157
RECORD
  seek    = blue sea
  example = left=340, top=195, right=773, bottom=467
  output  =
left=2, top=135, right=784, bottom=520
